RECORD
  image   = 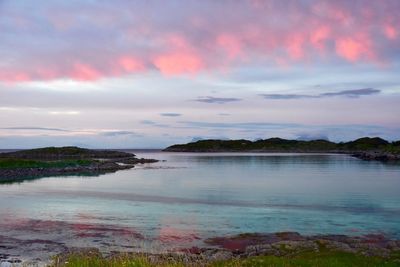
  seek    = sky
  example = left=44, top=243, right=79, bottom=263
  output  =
left=0, top=0, right=399, bottom=148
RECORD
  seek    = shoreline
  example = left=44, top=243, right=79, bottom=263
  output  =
left=2, top=226, right=399, bottom=266
left=0, top=157, right=158, bottom=183
left=163, top=137, right=400, bottom=162
left=0, top=147, right=158, bottom=183
left=162, top=149, right=400, bottom=162
left=163, top=150, right=400, bottom=163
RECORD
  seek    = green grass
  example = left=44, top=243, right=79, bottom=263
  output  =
left=52, top=253, right=171, bottom=267
left=51, top=250, right=400, bottom=267
left=0, top=158, right=93, bottom=169
left=222, top=251, right=400, bottom=267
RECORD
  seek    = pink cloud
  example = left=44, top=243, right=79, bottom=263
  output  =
left=310, top=25, right=331, bottom=50
left=286, top=34, right=306, bottom=60
left=0, top=72, right=31, bottom=83
left=152, top=34, right=205, bottom=75
left=71, top=63, right=101, bottom=81
left=35, top=67, right=59, bottom=81
left=335, top=35, right=374, bottom=62
left=118, top=56, right=145, bottom=72
left=1, top=0, right=399, bottom=82
left=384, top=24, right=397, bottom=40
left=217, top=33, right=243, bottom=59
left=153, top=52, right=204, bottom=75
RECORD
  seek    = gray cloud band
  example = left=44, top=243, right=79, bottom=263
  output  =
left=260, top=88, right=380, bottom=99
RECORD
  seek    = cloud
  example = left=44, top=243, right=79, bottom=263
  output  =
left=190, top=136, right=229, bottom=142
left=193, top=96, right=242, bottom=104
left=260, top=88, right=380, bottom=100
left=179, top=121, right=300, bottom=129
left=48, top=111, right=80, bottom=115
left=1, top=1, right=399, bottom=82
left=260, top=94, right=313, bottom=100
left=139, top=120, right=169, bottom=128
left=0, top=127, right=143, bottom=138
left=160, top=113, right=182, bottom=117
left=176, top=121, right=400, bottom=142
left=1, top=127, right=69, bottom=132
left=100, top=130, right=142, bottom=137
left=320, top=88, right=380, bottom=97
left=140, top=120, right=157, bottom=125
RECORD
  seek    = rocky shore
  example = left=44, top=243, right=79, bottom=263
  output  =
left=2, top=226, right=400, bottom=266
left=202, top=232, right=400, bottom=259
left=50, top=232, right=400, bottom=267
left=351, top=151, right=400, bottom=161
left=1, top=214, right=399, bottom=267
left=0, top=147, right=158, bottom=182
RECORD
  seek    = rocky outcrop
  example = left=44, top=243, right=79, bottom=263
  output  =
left=2, top=227, right=400, bottom=266
left=203, top=232, right=400, bottom=259
left=0, top=147, right=158, bottom=182
left=351, top=151, right=400, bottom=161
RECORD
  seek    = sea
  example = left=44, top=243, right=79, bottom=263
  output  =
left=0, top=151, right=399, bottom=263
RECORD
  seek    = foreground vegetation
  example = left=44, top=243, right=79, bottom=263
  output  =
left=51, top=250, right=400, bottom=267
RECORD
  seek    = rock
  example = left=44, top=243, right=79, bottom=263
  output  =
left=275, top=232, right=304, bottom=241
left=0, top=262, right=12, bottom=267
left=323, top=240, right=356, bottom=253
left=386, top=240, right=398, bottom=250
left=362, top=247, right=391, bottom=258
left=209, top=250, right=233, bottom=261
left=202, top=249, right=218, bottom=259
left=0, top=258, right=22, bottom=267
left=271, top=240, right=319, bottom=255
left=352, top=151, right=400, bottom=162
left=245, top=244, right=275, bottom=256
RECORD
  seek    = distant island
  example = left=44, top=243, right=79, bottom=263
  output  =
left=164, top=137, right=400, bottom=161
left=0, top=146, right=157, bottom=182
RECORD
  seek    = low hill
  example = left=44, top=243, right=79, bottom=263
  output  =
left=164, top=137, right=400, bottom=161
left=0, top=147, right=157, bottom=182
left=0, top=146, right=132, bottom=160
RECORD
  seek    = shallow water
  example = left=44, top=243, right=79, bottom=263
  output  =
left=0, top=152, right=400, bottom=262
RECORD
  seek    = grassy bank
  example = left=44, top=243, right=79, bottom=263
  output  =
left=51, top=250, right=400, bottom=267
left=0, top=158, right=93, bottom=169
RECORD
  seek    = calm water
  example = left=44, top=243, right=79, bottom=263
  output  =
left=1, top=152, right=400, bottom=249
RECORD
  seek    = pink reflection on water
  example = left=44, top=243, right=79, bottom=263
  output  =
left=158, top=215, right=201, bottom=244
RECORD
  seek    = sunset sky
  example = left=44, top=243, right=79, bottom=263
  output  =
left=1, top=0, right=399, bottom=148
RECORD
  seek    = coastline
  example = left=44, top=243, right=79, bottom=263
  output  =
left=0, top=147, right=158, bottom=183
left=2, top=225, right=400, bottom=266
left=162, top=150, right=400, bottom=162
left=163, top=137, right=400, bottom=162
left=0, top=157, right=158, bottom=183
left=52, top=232, right=400, bottom=266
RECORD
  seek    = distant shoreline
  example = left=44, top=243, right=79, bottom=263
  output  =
left=163, top=137, right=400, bottom=162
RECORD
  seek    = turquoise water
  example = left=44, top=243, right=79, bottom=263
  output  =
left=1, top=152, right=400, bottom=245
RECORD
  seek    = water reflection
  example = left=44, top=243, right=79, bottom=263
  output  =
left=0, top=152, right=399, bottom=247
